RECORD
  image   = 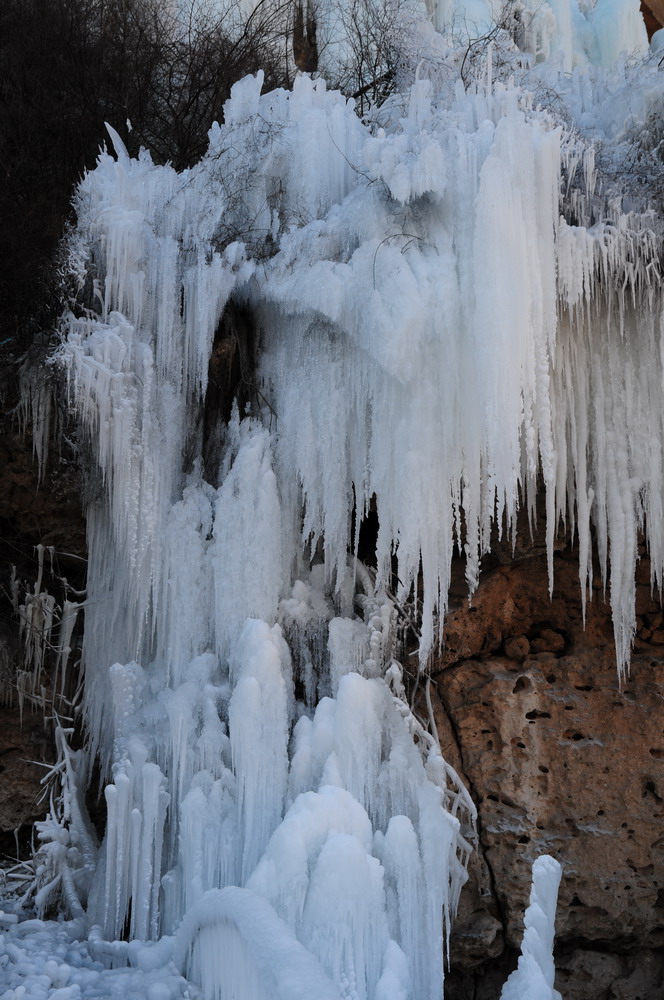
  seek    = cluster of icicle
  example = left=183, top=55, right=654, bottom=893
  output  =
left=3, top=544, right=82, bottom=722
left=49, top=82, right=483, bottom=998
left=436, top=0, right=648, bottom=70
left=30, top=2, right=664, bottom=997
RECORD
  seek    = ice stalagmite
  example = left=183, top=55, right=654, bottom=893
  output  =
left=25, top=3, right=664, bottom=998
left=500, top=855, right=563, bottom=1000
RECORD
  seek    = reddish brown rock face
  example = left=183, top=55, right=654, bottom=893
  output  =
left=0, top=705, right=54, bottom=854
left=0, top=408, right=86, bottom=557
left=435, top=548, right=664, bottom=999
left=642, top=0, right=664, bottom=40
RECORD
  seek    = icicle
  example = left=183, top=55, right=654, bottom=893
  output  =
left=229, top=620, right=291, bottom=882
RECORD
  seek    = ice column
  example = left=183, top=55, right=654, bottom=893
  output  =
left=500, top=855, right=563, bottom=1000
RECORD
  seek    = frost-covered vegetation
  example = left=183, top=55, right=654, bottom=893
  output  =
left=3, top=2, right=664, bottom=999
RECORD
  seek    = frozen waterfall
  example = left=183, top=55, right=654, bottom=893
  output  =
left=12, top=2, right=664, bottom=998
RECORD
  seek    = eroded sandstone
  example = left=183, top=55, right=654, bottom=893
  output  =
left=436, top=548, right=664, bottom=999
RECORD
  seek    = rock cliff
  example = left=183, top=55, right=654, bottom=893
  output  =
left=436, top=537, right=664, bottom=999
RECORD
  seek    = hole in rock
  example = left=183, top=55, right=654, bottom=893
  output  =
left=350, top=492, right=380, bottom=570
left=643, top=779, right=662, bottom=803
left=202, top=300, right=258, bottom=482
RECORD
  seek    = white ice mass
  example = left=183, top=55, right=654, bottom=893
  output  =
left=499, top=855, right=563, bottom=1000
left=4, top=1, right=664, bottom=998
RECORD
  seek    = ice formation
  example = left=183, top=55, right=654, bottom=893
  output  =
left=8, top=2, right=664, bottom=999
left=499, top=855, right=563, bottom=1000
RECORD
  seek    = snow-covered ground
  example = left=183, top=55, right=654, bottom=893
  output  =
left=0, top=915, right=194, bottom=1000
